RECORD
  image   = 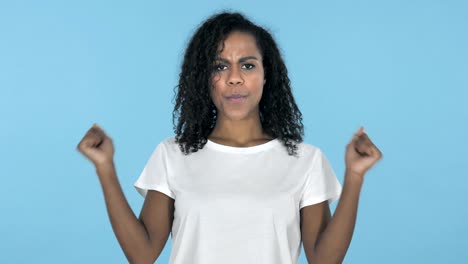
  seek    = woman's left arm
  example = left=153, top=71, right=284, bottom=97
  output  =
left=301, top=127, right=383, bottom=264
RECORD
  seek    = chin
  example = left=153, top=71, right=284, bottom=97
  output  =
left=223, top=111, right=253, bottom=121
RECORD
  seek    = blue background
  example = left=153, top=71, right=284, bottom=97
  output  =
left=1, top=0, right=467, bottom=263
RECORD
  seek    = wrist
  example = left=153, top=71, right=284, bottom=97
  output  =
left=344, top=169, right=365, bottom=184
left=95, top=161, right=116, bottom=175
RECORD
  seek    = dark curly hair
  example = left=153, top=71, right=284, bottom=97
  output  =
left=172, top=11, right=304, bottom=156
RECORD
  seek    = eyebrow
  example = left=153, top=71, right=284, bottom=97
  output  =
left=214, top=56, right=259, bottom=64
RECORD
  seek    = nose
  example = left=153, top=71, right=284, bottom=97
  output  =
left=227, top=67, right=244, bottom=85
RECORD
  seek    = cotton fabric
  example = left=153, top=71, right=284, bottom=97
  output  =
left=134, top=137, right=342, bottom=264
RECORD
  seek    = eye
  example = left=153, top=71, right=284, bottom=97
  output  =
left=242, top=63, right=255, bottom=70
left=214, top=64, right=227, bottom=71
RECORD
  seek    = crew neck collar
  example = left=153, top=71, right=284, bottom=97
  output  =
left=205, top=138, right=280, bottom=154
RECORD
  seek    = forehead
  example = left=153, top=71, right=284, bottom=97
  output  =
left=217, top=31, right=261, bottom=57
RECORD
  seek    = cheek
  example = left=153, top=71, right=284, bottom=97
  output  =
left=253, top=75, right=265, bottom=91
left=253, top=74, right=265, bottom=100
left=211, top=74, right=221, bottom=84
left=210, top=76, right=222, bottom=105
left=254, top=68, right=265, bottom=85
left=211, top=75, right=223, bottom=94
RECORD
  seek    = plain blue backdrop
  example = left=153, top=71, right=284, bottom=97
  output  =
left=1, top=0, right=467, bottom=263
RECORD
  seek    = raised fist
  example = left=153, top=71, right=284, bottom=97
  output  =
left=77, top=123, right=115, bottom=167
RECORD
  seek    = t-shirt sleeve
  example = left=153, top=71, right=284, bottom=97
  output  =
left=134, top=141, right=175, bottom=199
left=299, top=148, right=342, bottom=209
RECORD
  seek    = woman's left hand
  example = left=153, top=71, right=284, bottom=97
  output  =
left=345, top=126, right=383, bottom=179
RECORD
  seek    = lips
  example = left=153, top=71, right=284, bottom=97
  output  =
left=226, top=95, right=246, bottom=103
left=227, top=94, right=246, bottom=98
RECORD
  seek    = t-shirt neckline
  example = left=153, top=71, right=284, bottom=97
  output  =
left=206, top=138, right=280, bottom=154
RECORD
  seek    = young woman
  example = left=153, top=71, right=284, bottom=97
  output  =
left=77, top=12, right=382, bottom=264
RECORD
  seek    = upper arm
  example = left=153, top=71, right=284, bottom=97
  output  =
left=300, top=201, right=332, bottom=262
left=138, top=190, right=175, bottom=261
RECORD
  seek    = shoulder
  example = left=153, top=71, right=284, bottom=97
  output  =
left=153, top=136, right=178, bottom=153
left=155, top=136, right=191, bottom=157
left=159, top=136, right=177, bottom=147
left=294, top=140, right=323, bottom=159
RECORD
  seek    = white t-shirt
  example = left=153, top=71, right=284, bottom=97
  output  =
left=134, top=137, right=342, bottom=264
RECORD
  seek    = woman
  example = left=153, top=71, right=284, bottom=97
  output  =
left=77, top=12, right=382, bottom=264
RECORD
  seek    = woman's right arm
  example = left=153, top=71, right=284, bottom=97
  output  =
left=96, top=163, right=174, bottom=263
left=77, top=124, right=174, bottom=263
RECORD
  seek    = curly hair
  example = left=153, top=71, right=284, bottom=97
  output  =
left=172, top=11, right=304, bottom=156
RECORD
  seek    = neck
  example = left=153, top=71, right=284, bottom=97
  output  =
left=208, top=114, right=272, bottom=147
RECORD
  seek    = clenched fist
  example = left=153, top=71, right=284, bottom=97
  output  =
left=345, top=126, right=383, bottom=179
left=76, top=123, right=115, bottom=167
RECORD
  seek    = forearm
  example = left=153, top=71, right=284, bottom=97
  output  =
left=96, top=163, right=155, bottom=263
left=312, top=171, right=364, bottom=264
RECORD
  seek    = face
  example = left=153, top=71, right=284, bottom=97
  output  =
left=210, top=31, right=266, bottom=122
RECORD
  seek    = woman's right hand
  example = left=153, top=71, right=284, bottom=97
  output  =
left=77, top=123, right=115, bottom=168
